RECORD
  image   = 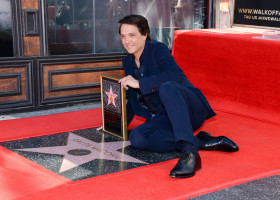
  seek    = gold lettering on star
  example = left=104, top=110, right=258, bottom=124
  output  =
left=72, top=138, right=122, bottom=160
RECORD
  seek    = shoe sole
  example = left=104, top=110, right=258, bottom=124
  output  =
left=169, top=166, right=201, bottom=178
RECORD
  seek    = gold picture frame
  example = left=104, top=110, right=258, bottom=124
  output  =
left=100, top=75, right=127, bottom=140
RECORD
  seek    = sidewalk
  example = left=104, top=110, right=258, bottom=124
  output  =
left=0, top=102, right=101, bottom=121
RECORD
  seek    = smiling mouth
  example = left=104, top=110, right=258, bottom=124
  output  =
left=126, top=46, right=134, bottom=51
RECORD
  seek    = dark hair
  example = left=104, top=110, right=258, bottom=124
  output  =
left=118, top=15, right=151, bottom=40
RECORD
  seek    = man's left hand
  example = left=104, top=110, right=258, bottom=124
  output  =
left=119, top=75, right=139, bottom=90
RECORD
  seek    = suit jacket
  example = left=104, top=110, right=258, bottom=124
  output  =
left=122, top=40, right=216, bottom=125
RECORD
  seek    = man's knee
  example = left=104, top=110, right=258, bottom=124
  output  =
left=129, top=128, right=149, bottom=150
left=159, top=81, right=177, bottom=95
left=159, top=81, right=182, bottom=103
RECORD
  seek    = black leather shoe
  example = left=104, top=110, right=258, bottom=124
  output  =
left=169, top=152, right=201, bottom=178
left=197, top=131, right=239, bottom=152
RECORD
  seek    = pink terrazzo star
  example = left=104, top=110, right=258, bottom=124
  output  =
left=15, top=133, right=147, bottom=173
left=105, top=85, right=118, bottom=107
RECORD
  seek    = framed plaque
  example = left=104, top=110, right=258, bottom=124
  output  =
left=100, top=75, right=127, bottom=140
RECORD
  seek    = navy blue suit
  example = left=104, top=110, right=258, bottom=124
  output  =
left=122, top=40, right=216, bottom=152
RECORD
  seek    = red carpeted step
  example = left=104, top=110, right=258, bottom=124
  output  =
left=0, top=108, right=102, bottom=142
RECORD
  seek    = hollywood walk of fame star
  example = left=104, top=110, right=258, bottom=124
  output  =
left=14, top=133, right=147, bottom=173
left=105, top=85, right=118, bottom=107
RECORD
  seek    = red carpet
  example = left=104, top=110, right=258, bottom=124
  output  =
left=0, top=109, right=279, bottom=200
left=0, top=146, right=69, bottom=200
left=0, top=108, right=102, bottom=142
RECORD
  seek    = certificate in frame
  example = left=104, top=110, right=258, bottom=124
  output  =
left=100, top=75, right=127, bottom=140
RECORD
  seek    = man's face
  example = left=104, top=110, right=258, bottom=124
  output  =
left=120, top=23, right=147, bottom=59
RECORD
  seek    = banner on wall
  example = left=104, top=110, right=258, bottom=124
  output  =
left=233, top=0, right=280, bottom=29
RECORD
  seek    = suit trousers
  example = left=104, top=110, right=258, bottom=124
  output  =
left=129, top=81, right=209, bottom=152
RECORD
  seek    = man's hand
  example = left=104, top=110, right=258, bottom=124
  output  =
left=119, top=75, right=139, bottom=90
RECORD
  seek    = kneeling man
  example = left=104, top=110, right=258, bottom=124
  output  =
left=118, top=15, right=239, bottom=178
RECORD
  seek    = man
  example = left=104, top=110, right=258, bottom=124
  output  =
left=118, top=15, right=238, bottom=178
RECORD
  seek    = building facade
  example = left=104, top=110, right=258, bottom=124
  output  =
left=1, top=0, right=226, bottom=113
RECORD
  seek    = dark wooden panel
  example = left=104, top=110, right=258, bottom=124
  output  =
left=0, top=73, right=21, bottom=96
left=0, top=68, right=26, bottom=102
left=49, top=67, right=124, bottom=92
left=0, top=58, right=35, bottom=112
left=23, top=36, right=40, bottom=56
left=11, top=0, right=24, bottom=57
left=37, top=54, right=126, bottom=106
left=43, top=62, right=124, bottom=98
left=21, top=0, right=40, bottom=56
